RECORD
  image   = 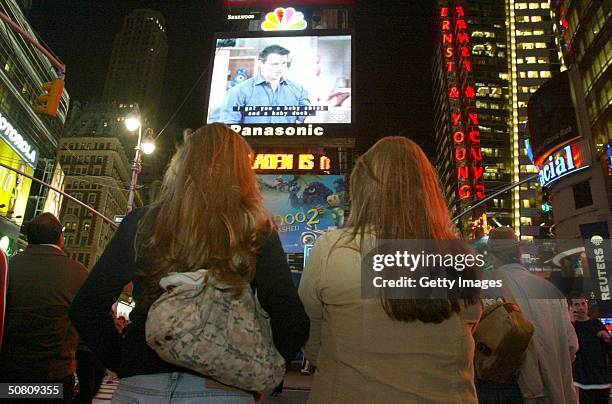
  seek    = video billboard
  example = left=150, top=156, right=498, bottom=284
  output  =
left=206, top=31, right=352, bottom=137
left=527, top=71, right=580, bottom=160
left=257, top=174, right=346, bottom=253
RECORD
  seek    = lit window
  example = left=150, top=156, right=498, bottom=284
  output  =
left=520, top=71, right=527, bottom=78
left=518, top=30, right=532, bottom=36
left=520, top=217, right=533, bottom=226
left=522, top=199, right=531, bottom=208
left=533, top=30, right=545, bottom=35
left=541, top=2, right=549, bottom=8
left=540, top=71, right=552, bottom=78
left=537, top=56, right=549, bottom=63
left=526, top=56, right=536, bottom=63
left=535, top=42, right=547, bottom=48
left=515, top=3, right=528, bottom=9
left=517, top=58, right=524, bottom=64
left=531, top=16, right=542, bottom=22
left=528, top=71, right=539, bottom=78
left=520, top=43, right=535, bottom=50
left=529, top=2, right=539, bottom=9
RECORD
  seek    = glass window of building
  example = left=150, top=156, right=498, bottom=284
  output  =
left=526, top=56, right=537, bottom=63
left=520, top=42, right=536, bottom=50
left=527, top=71, right=539, bottom=78
left=520, top=217, right=533, bottom=226
left=528, top=2, right=539, bottom=9
left=535, top=42, right=547, bottom=48
left=531, top=16, right=542, bottom=22
left=540, top=2, right=549, bottom=8
left=540, top=71, right=552, bottom=78
left=537, top=56, right=549, bottom=64
left=520, top=71, right=527, bottom=78
left=515, top=3, right=528, bottom=9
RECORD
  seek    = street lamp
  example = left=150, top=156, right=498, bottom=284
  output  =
left=125, top=107, right=155, bottom=213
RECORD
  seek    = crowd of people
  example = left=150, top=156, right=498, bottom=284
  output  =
left=0, top=123, right=609, bottom=403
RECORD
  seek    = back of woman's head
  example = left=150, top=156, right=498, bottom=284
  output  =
left=136, top=123, right=273, bottom=305
left=347, top=136, right=476, bottom=323
left=348, top=136, right=455, bottom=241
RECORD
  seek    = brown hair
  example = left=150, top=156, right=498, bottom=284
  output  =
left=135, top=123, right=274, bottom=306
left=346, top=136, right=478, bottom=323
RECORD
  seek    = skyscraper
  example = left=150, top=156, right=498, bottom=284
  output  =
left=433, top=0, right=560, bottom=238
left=102, top=9, right=168, bottom=123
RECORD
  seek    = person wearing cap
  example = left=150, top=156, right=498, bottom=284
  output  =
left=0, top=213, right=88, bottom=402
left=478, top=226, right=578, bottom=404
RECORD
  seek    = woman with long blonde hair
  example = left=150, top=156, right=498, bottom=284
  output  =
left=71, top=123, right=309, bottom=402
left=299, top=136, right=481, bottom=403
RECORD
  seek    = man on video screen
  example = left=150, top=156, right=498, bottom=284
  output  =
left=219, top=44, right=311, bottom=124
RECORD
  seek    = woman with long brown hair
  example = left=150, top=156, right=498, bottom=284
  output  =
left=299, top=136, right=481, bottom=403
left=70, top=123, right=309, bottom=402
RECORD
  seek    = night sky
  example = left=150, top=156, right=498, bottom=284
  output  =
left=27, top=0, right=435, bottom=158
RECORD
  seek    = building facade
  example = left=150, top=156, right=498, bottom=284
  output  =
left=57, top=102, right=135, bottom=269
left=433, top=0, right=560, bottom=238
left=102, top=9, right=168, bottom=123
left=0, top=0, right=69, bottom=254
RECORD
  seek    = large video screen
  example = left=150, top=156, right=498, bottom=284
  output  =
left=207, top=33, right=352, bottom=125
left=257, top=174, right=347, bottom=253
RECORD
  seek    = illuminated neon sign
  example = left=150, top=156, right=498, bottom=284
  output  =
left=261, top=7, right=307, bottom=31
left=252, top=153, right=331, bottom=171
left=440, top=3, right=484, bottom=201
left=538, top=143, right=589, bottom=187
left=0, top=111, right=37, bottom=168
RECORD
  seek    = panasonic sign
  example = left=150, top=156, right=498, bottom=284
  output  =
left=0, top=112, right=37, bottom=168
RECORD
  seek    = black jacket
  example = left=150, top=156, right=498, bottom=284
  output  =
left=69, top=208, right=309, bottom=378
left=0, top=245, right=88, bottom=380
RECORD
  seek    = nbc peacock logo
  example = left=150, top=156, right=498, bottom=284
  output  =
left=261, top=7, right=307, bottom=31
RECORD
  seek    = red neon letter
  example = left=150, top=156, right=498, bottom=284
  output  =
left=463, top=60, right=472, bottom=72
left=456, top=6, right=465, bottom=17
left=442, top=33, right=452, bottom=44
left=447, top=61, right=455, bottom=72
left=445, top=46, right=454, bottom=58
left=475, top=184, right=485, bottom=199
left=461, top=46, right=471, bottom=57
left=457, top=20, right=467, bottom=30
left=468, top=113, right=479, bottom=125
left=441, top=7, right=449, bottom=17
left=455, top=148, right=466, bottom=161
left=452, top=113, right=461, bottom=126
left=470, top=147, right=483, bottom=161
left=457, top=165, right=469, bottom=180
left=459, top=184, right=471, bottom=199
left=458, top=32, right=469, bottom=43
left=442, top=20, right=450, bottom=30
left=453, top=131, right=465, bottom=143
left=449, top=87, right=460, bottom=98
left=465, top=86, right=476, bottom=98
left=473, top=165, right=484, bottom=180
left=469, top=130, right=480, bottom=143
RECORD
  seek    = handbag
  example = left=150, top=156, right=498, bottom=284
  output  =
left=473, top=271, right=534, bottom=383
left=145, top=269, right=286, bottom=393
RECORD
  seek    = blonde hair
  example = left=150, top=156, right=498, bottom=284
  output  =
left=346, top=136, right=477, bottom=323
left=135, top=123, right=274, bottom=305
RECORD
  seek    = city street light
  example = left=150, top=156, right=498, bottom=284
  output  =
left=125, top=107, right=155, bottom=213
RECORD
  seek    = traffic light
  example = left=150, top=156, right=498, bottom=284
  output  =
left=35, top=79, right=64, bottom=117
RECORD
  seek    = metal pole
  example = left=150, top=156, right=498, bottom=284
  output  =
left=0, top=11, right=65, bottom=78
left=452, top=173, right=540, bottom=222
left=126, top=125, right=142, bottom=213
left=0, top=162, right=118, bottom=229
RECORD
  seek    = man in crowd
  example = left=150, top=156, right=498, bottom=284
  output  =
left=477, top=226, right=578, bottom=403
left=0, top=213, right=88, bottom=402
left=219, top=44, right=311, bottom=124
left=569, top=294, right=611, bottom=403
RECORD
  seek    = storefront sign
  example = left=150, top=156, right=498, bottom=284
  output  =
left=538, top=142, right=589, bottom=187
left=0, top=111, right=37, bottom=168
left=580, top=222, right=611, bottom=301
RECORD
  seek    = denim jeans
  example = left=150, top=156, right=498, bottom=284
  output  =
left=111, top=373, right=253, bottom=404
